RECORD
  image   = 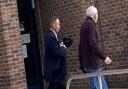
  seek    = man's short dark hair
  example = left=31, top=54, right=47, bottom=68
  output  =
left=49, top=16, right=59, bottom=25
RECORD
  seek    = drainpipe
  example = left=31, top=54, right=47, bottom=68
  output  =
left=35, top=1, right=47, bottom=89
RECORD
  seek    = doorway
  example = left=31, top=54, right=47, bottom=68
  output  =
left=17, top=0, right=44, bottom=89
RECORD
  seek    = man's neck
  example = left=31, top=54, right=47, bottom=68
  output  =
left=50, top=28, right=58, bottom=39
left=50, top=28, right=56, bottom=32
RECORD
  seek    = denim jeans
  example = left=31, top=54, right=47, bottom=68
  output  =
left=86, top=67, right=108, bottom=89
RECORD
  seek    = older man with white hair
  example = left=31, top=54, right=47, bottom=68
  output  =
left=79, top=6, right=112, bottom=89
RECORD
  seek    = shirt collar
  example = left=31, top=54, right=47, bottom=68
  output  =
left=50, top=28, right=58, bottom=39
left=86, top=17, right=96, bottom=24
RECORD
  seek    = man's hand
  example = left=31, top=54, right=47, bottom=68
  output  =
left=105, top=57, right=112, bottom=64
left=79, top=67, right=87, bottom=73
left=60, top=42, right=66, bottom=48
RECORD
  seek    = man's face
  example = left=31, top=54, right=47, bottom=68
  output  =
left=53, top=19, right=60, bottom=33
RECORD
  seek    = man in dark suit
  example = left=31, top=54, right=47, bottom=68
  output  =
left=44, top=16, right=67, bottom=89
left=79, top=6, right=112, bottom=89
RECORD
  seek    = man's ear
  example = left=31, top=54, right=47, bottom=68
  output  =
left=52, top=23, right=55, bottom=27
left=52, top=23, right=55, bottom=30
left=93, top=15, right=97, bottom=23
left=93, top=15, right=96, bottom=20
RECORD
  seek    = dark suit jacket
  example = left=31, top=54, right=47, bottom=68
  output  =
left=44, top=30, right=67, bottom=84
left=79, top=17, right=106, bottom=69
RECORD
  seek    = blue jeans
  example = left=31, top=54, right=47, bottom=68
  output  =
left=86, top=67, right=108, bottom=89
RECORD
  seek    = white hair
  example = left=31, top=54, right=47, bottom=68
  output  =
left=86, top=6, right=98, bottom=17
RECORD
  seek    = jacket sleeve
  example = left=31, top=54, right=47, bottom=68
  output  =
left=46, top=35, right=66, bottom=58
left=88, top=22, right=106, bottom=60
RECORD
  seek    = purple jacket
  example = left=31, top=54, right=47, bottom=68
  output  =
left=79, top=17, right=106, bottom=69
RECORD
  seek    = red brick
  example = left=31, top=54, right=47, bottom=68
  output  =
left=0, top=1, right=27, bottom=89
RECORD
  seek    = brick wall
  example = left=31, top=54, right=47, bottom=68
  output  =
left=0, top=0, right=27, bottom=89
left=37, top=0, right=128, bottom=89
left=97, top=0, right=128, bottom=88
